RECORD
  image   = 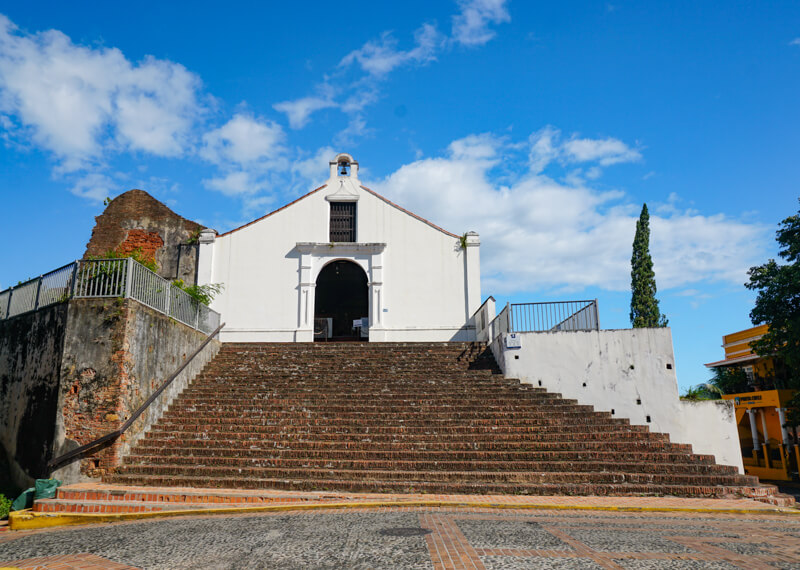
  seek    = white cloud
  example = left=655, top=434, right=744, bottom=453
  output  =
left=200, top=113, right=286, bottom=166
left=528, top=126, right=641, bottom=174
left=279, top=1, right=508, bottom=133
left=790, top=38, right=800, bottom=46
left=373, top=131, right=767, bottom=295
left=562, top=136, right=642, bottom=165
left=273, top=96, right=336, bottom=129
left=291, top=146, right=337, bottom=189
left=70, top=172, right=116, bottom=202
left=340, top=23, right=441, bottom=77
left=200, top=114, right=289, bottom=197
left=528, top=126, right=560, bottom=173
left=451, top=0, right=511, bottom=47
left=202, top=171, right=255, bottom=196
left=0, top=14, right=202, bottom=170
left=335, top=114, right=372, bottom=146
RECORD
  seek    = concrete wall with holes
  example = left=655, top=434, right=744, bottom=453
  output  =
left=493, top=328, right=743, bottom=472
left=197, top=153, right=482, bottom=343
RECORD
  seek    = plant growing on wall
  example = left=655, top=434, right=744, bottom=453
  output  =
left=94, top=247, right=159, bottom=273
left=629, top=204, right=668, bottom=328
left=172, top=280, right=224, bottom=306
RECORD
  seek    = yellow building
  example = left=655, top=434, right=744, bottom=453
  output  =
left=721, top=389, right=797, bottom=481
left=705, top=324, right=784, bottom=387
left=706, top=325, right=797, bottom=481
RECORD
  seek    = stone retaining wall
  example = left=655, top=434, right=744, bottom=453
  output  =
left=0, top=297, right=220, bottom=489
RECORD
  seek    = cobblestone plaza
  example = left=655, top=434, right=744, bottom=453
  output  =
left=1, top=506, right=799, bottom=569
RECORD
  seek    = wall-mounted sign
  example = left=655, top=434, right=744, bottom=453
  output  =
left=505, top=333, right=521, bottom=349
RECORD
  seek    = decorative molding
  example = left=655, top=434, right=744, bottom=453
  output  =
left=296, top=242, right=386, bottom=255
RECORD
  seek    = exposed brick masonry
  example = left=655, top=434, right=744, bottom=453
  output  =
left=83, top=189, right=204, bottom=282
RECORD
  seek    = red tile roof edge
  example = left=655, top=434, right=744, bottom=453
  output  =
left=216, top=185, right=328, bottom=237
left=359, top=185, right=460, bottom=239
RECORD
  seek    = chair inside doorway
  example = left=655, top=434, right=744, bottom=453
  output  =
left=314, top=260, right=369, bottom=341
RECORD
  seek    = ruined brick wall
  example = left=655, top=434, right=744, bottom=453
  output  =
left=84, top=189, right=204, bottom=284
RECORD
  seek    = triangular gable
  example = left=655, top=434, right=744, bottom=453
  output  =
left=217, top=184, right=460, bottom=239
left=216, top=184, right=327, bottom=237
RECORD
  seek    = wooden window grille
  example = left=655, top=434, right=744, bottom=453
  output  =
left=329, top=202, right=356, bottom=242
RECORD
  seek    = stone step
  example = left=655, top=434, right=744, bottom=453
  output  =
left=32, top=499, right=241, bottom=514
left=138, top=430, right=673, bottom=446
left=51, top=485, right=327, bottom=506
left=168, top=401, right=589, bottom=411
left=122, top=455, right=737, bottom=475
left=146, top=424, right=665, bottom=439
left=187, top=386, right=537, bottom=394
left=112, top=464, right=752, bottom=486
left=159, top=409, right=611, bottom=421
left=104, top=473, right=762, bottom=499
left=136, top=440, right=696, bottom=456
left=153, top=414, right=630, bottom=427
left=126, top=445, right=713, bottom=463
left=101, top=341, right=769, bottom=502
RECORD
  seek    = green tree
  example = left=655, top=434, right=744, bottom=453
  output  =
left=630, top=204, right=668, bottom=328
left=746, top=202, right=800, bottom=376
left=746, top=200, right=800, bottom=425
left=708, top=366, right=751, bottom=395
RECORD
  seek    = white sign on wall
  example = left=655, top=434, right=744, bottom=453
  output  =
left=505, top=333, right=522, bottom=349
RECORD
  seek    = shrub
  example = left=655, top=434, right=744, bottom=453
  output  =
left=172, top=280, right=224, bottom=307
left=0, top=494, right=11, bottom=519
left=90, top=247, right=159, bottom=273
left=681, top=383, right=722, bottom=401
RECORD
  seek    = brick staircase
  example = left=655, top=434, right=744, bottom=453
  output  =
left=83, top=342, right=776, bottom=501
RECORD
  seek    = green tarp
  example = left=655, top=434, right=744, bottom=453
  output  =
left=10, top=478, right=61, bottom=512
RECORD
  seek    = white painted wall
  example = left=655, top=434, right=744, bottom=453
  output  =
left=493, top=328, right=743, bottom=472
left=198, top=154, right=480, bottom=343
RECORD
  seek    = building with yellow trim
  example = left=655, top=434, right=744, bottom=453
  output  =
left=706, top=325, right=797, bottom=481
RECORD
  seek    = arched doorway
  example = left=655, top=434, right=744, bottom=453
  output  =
left=314, top=260, right=368, bottom=341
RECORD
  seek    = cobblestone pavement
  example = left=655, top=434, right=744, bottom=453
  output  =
left=0, top=507, right=798, bottom=569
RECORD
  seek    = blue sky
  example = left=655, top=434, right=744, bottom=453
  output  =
left=1, top=1, right=798, bottom=390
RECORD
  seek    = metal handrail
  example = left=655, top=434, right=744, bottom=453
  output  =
left=47, top=322, right=225, bottom=471
left=510, top=300, right=599, bottom=333
left=0, top=258, right=221, bottom=334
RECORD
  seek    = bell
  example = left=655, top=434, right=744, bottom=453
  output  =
left=339, top=163, right=349, bottom=176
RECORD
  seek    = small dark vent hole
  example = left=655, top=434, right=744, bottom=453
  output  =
left=538, top=380, right=542, bottom=386
left=666, top=363, right=673, bottom=370
left=636, top=398, right=641, bottom=405
left=646, top=415, right=651, bottom=423
left=514, top=355, right=519, bottom=360
left=611, top=409, right=615, bottom=415
left=582, top=382, right=587, bottom=387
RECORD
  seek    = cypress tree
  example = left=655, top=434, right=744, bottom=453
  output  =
left=630, top=204, right=668, bottom=328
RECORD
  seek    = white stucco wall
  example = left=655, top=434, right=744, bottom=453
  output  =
left=493, top=328, right=743, bottom=472
left=198, top=157, right=480, bottom=342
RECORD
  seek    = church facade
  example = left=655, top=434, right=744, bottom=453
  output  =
left=196, top=153, right=482, bottom=343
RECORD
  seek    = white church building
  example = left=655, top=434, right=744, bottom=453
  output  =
left=189, top=153, right=743, bottom=470
left=196, top=153, right=481, bottom=343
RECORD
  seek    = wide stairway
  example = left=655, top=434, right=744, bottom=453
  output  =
left=106, top=342, right=763, bottom=497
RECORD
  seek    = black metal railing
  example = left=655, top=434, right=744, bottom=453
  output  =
left=510, top=300, right=599, bottom=333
